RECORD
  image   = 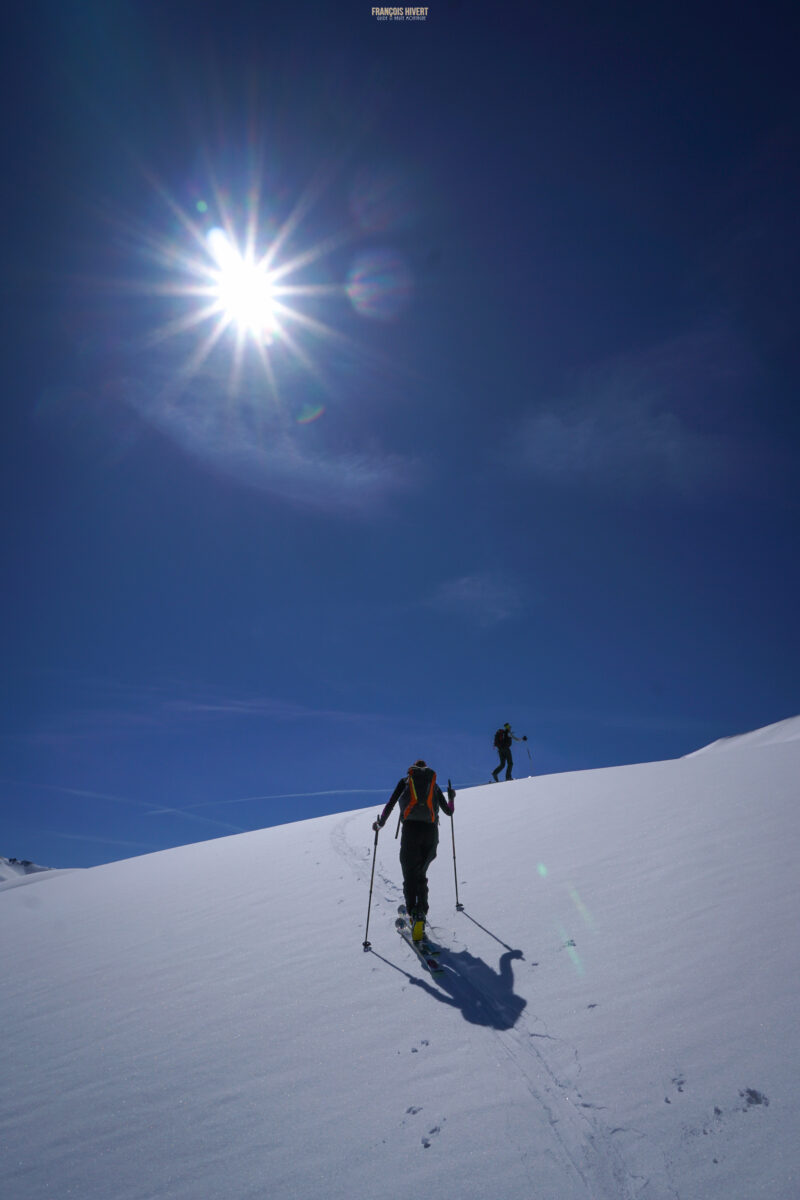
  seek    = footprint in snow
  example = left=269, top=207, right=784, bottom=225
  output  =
left=421, top=1124, right=443, bottom=1149
left=676, top=1086, right=770, bottom=1150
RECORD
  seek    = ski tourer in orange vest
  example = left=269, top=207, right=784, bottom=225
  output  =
left=373, top=760, right=455, bottom=940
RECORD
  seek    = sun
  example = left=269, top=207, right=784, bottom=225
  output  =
left=124, top=164, right=356, bottom=407
left=206, top=227, right=276, bottom=340
left=96, top=151, right=417, bottom=506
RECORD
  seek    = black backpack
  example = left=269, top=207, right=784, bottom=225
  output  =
left=401, top=766, right=437, bottom=823
left=494, top=728, right=507, bottom=749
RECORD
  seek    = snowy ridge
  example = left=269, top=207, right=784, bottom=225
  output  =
left=0, top=855, right=51, bottom=878
left=685, top=713, right=800, bottom=756
left=0, top=856, right=73, bottom=892
left=1, top=721, right=798, bottom=1200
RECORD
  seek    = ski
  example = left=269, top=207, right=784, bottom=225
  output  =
left=396, top=918, right=444, bottom=975
left=396, top=905, right=441, bottom=955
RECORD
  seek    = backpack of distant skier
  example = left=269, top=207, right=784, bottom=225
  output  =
left=494, top=728, right=507, bottom=749
left=402, top=766, right=438, bottom=823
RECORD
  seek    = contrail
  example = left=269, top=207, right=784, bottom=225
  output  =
left=46, top=831, right=163, bottom=851
left=3, top=779, right=247, bottom=835
left=147, top=787, right=388, bottom=814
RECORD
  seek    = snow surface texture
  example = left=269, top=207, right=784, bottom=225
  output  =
left=2, top=719, right=798, bottom=1200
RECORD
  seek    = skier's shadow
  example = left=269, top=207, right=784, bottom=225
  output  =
left=412, top=943, right=527, bottom=1030
left=368, top=907, right=528, bottom=1030
left=395, top=906, right=528, bottom=1029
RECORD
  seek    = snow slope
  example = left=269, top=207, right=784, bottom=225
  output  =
left=1, top=721, right=798, bottom=1200
left=0, top=857, right=75, bottom=893
left=685, top=713, right=800, bottom=755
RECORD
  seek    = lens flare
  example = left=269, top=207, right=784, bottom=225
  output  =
left=568, top=885, right=594, bottom=927
left=346, top=249, right=412, bottom=321
left=296, top=403, right=325, bottom=425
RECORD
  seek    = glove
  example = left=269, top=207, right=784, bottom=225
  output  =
left=372, top=817, right=384, bottom=832
left=447, top=787, right=455, bottom=803
left=522, top=735, right=527, bottom=741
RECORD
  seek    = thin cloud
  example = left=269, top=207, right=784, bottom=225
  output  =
left=520, top=327, right=764, bottom=499
left=522, top=393, right=728, bottom=495
left=13, top=679, right=393, bottom=747
left=119, top=369, right=413, bottom=515
left=428, top=572, right=524, bottom=627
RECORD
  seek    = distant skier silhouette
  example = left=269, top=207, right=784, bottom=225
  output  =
left=492, top=723, right=526, bottom=781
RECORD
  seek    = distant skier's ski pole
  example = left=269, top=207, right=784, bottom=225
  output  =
left=363, top=816, right=380, bottom=950
left=449, top=779, right=464, bottom=911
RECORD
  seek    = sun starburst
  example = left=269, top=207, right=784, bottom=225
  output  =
left=93, top=150, right=414, bottom=509
left=127, top=166, right=356, bottom=411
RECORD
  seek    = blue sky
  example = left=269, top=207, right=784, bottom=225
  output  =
left=3, top=0, right=798, bottom=868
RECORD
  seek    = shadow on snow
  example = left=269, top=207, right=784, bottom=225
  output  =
left=370, top=908, right=528, bottom=1031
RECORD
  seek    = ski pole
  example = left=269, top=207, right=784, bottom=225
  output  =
left=362, top=816, right=380, bottom=950
left=448, top=779, right=464, bottom=911
left=524, top=737, right=533, bottom=772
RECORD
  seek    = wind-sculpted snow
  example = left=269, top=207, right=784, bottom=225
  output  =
left=686, top=712, right=800, bottom=755
left=1, top=721, right=798, bottom=1199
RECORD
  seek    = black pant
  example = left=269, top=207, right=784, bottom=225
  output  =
left=399, top=821, right=439, bottom=917
left=493, top=747, right=513, bottom=780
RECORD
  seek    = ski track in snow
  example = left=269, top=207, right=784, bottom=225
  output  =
left=330, top=811, right=677, bottom=1200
